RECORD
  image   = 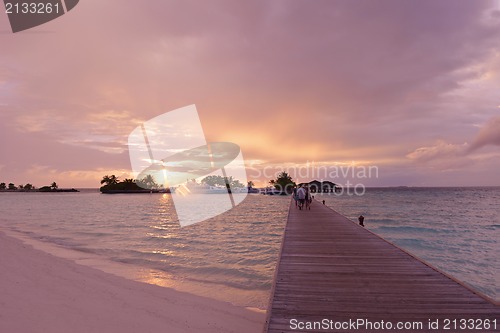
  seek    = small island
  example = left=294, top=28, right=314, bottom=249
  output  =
left=99, top=174, right=248, bottom=194
left=100, top=175, right=169, bottom=194
left=0, top=182, right=79, bottom=192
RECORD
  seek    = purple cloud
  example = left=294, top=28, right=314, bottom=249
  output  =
left=469, top=116, right=500, bottom=151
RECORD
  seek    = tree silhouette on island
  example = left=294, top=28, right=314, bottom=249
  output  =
left=269, top=171, right=296, bottom=194
left=100, top=175, right=163, bottom=193
left=39, top=182, right=78, bottom=192
left=0, top=181, right=77, bottom=192
left=99, top=174, right=247, bottom=194
left=201, top=175, right=244, bottom=188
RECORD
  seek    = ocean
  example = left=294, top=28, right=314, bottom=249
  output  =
left=0, top=187, right=498, bottom=308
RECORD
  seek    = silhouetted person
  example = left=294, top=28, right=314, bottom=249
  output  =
left=358, top=215, right=365, bottom=227
left=297, top=185, right=306, bottom=210
left=292, top=186, right=298, bottom=207
left=305, top=186, right=311, bottom=210
left=322, top=200, right=325, bottom=205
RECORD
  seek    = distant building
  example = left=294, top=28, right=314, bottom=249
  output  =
left=297, top=180, right=339, bottom=193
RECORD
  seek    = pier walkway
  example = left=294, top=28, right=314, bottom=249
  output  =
left=264, top=200, right=499, bottom=332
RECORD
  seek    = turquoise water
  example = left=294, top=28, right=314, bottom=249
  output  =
left=0, top=187, right=498, bottom=307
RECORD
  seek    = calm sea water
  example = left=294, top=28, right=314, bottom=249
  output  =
left=0, top=187, right=498, bottom=308
left=0, top=191, right=289, bottom=308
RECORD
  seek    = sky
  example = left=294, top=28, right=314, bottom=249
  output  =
left=1, top=0, right=500, bottom=188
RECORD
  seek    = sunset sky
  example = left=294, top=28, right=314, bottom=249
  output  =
left=1, top=0, right=500, bottom=188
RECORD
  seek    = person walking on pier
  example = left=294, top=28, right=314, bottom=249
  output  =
left=292, top=186, right=298, bottom=208
left=304, top=185, right=311, bottom=210
left=297, top=185, right=306, bottom=210
left=358, top=215, right=365, bottom=227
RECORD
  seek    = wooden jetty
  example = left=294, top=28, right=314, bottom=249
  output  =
left=264, top=200, right=499, bottom=332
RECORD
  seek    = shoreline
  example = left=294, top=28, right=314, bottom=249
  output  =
left=0, top=231, right=265, bottom=333
left=1, top=227, right=270, bottom=311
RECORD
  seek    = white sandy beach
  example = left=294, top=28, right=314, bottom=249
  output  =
left=0, top=231, right=265, bottom=333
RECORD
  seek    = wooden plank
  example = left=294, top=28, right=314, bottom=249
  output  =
left=264, top=200, right=500, bottom=332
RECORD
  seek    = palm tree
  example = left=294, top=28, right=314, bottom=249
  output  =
left=271, top=172, right=295, bottom=194
left=247, top=181, right=255, bottom=189
left=123, top=178, right=136, bottom=190
left=51, top=182, right=58, bottom=190
left=139, top=175, right=157, bottom=189
left=100, top=175, right=118, bottom=186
